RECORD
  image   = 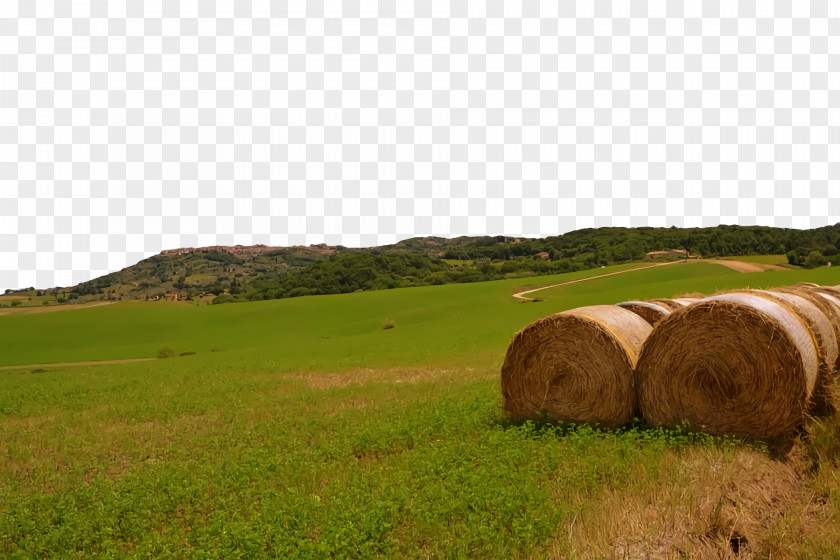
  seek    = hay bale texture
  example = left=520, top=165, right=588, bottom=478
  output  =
left=501, top=305, right=652, bottom=427
left=616, top=301, right=671, bottom=326
left=811, top=285, right=840, bottom=304
left=732, top=289, right=838, bottom=415
left=635, top=293, right=819, bottom=439
left=647, top=298, right=698, bottom=311
left=671, top=297, right=701, bottom=307
left=773, top=285, right=840, bottom=358
left=816, top=290, right=840, bottom=311
left=645, top=299, right=682, bottom=311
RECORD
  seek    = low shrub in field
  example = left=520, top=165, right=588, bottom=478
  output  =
left=179, top=351, right=196, bottom=356
left=381, top=318, right=396, bottom=330
left=157, top=346, right=176, bottom=359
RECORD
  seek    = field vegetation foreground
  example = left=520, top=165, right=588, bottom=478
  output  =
left=3, top=262, right=840, bottom=558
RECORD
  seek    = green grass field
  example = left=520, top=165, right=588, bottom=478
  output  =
left=3, top=262, right=840, bottom=558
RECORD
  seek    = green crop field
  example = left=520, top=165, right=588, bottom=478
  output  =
left=3, top=262, right=840, bottom=558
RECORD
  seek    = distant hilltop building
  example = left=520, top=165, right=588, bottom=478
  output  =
left=644, top=249, right=691, bottom=259
left=160, top=248, right=194, bottom=256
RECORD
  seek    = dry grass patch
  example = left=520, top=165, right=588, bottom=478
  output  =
left=564, top=443, right=837, bottom=559
left=288, top=366, right=492, bottom=392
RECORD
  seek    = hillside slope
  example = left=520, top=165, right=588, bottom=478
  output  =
left=5, top=224, right=839, bottom=307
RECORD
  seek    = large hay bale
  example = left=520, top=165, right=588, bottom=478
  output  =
left=636, top=293, right=819, bottom=439
left=816, top=290, right=840, bottom=310
left=501, top=305, right=652, bottom=427
left=773, top=285, right=840, bottom=356
left=616, top=301, right=671, bottom=326
left=671, top=297, right=701, bottom=307
left=646, top=299, right=687, bottom=311
left=812, top=285, right=840, bottom=301
left=732, top=289, right=838, bottom=415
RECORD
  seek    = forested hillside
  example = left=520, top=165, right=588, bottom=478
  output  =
left=5, top=224, right=839, bottom=306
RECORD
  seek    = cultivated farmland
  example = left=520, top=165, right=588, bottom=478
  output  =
left=3, top=262, right=840, bottom=558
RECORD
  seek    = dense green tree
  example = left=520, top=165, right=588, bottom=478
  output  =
left=804, top=251, right=826, bottom=269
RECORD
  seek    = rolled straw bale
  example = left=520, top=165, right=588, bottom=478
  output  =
left=729, top=289, right=838, bottom=415
left=501, top=305, right=652, bottom=427
left=770, top=284, right=840, bottom=338
left=635, top=293, right=819, bottom=439
left=646, top=299, right=686, bottom=311
left=815, top=290, right=840, bottom=311
left=784, top=282, right=840, bottom=306
left=782, top=286, right=840, bottom=372
left=772, top=285, right=840, bottom=350
left=812, top=285, right=840, bottom=300
left=671, top=297, right=701, bottom=307
left=616, top=301, right=671, bottom=326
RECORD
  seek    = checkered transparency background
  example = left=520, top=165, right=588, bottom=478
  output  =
left=1, top=1, right=839, bottom=291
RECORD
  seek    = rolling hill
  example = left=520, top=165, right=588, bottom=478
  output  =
left=4, top=223, right=839, bottom=308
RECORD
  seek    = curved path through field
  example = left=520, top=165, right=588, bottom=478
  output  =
left=511, top=260, right=691, bottom=301
left=0, top=301, right=116, bottom=316
left=0, top=357, right=156, bottom=372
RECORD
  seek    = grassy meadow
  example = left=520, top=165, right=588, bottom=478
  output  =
left=3, top=262, right=840, bottom=558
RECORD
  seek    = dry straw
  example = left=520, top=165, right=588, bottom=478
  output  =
left=501, top=305, right=652, bottom=427
left=616, top=300, right=672, bottom=326
left=636, top=293, right=819, bottom=439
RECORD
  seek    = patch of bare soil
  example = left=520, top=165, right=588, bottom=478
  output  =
left=565, top=443, right=835, bottom=559
left=287, top=366, right=489, bottom=391
left=707, top=260, right=787, bottom=273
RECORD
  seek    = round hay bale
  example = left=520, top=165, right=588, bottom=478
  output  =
left=776, top=285, right=840, bottom=381
left=671, top=297, right=701, bottom=307
left=772, top=285, right=840, bottom=352
left=771, top=284, right=840, bottom=330
left=782, top=282, right=840, bottom=301
left=646, top=299, right=685, bottom=311
left=812, top=285, right=840, bottom=300
left=616, top=301, right=671, bottom=326
left=815, top=290, right=840, bottom=310
left=730, top=289, right=838, bottom=416
left=501, top=305, right=652, bottom=427
left=635, top=293, right=819, bottom=439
